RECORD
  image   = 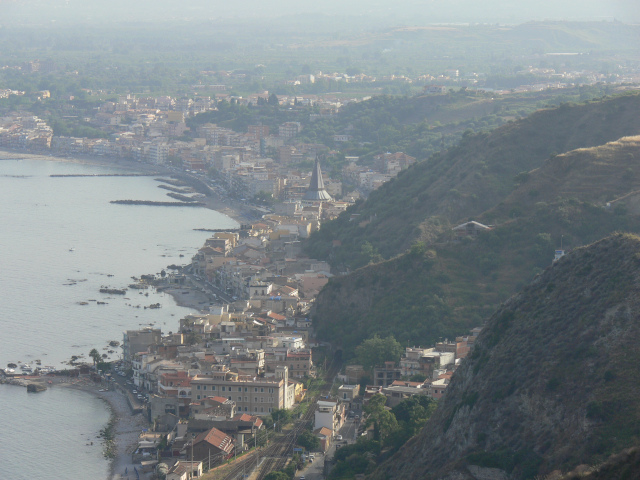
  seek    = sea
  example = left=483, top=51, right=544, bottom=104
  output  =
left=0, top=156, right=237, bottom=479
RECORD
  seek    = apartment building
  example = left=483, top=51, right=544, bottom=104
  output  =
left=190, top=366, right=294, bottom=416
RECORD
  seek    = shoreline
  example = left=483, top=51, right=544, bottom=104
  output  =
left=0, top=147, right=258, bottom=226
left=4, top=375, right=152, bottom=480
left=0, top=149, right=261, bottom=477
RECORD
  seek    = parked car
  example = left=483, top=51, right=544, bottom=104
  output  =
left=336, top=435, right=342, bottom=441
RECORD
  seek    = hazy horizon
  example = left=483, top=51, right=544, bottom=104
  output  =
left=0, top=0, right=638, bottom=26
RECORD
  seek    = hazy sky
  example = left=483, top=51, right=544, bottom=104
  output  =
left=0, top=0, right=638, bottom=25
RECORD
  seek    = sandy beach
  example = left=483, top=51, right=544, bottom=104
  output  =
left=2, top=374, right=153, bottom=479
left=63, top=379, right=152, bottom=480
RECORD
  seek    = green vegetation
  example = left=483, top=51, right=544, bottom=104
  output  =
left=354, top=335, right=403, bottom=371
left=368, top=233, right=640, bottom=479
left=99, top=416, right=117, bottom=459
left=297, top=429, right=321, bottom=451
left=305, top=92, right=640, bottom=269
left=311, top=93, right=640, bottom=355
left=329, top=394, right=437, bottom=479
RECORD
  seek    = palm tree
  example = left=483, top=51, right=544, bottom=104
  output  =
left=89, top=348, right=101, bottom=367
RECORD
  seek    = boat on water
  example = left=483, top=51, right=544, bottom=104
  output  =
left=6, top=368, right=15, bottom=373
left=69, top=248, right=75, bottom=252
left=21, top=366, right=33, bottom=374
left=7, top=363, right=17, bottom=369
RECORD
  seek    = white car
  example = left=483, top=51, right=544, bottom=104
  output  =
left=336, top=435, right=342, bottom=441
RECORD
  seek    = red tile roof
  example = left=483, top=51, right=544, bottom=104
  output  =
left=194, top=427, right=234, bottom=454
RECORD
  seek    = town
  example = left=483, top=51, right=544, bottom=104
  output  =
left=94, top=167, right=485, bottom=478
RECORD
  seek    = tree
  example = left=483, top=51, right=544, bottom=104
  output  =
left=89, top=348, right=101, bottom=366
left=270, top=408, right=292, bottom=431
left=355, top=334, right=403, bottom=371
left=297, top=430, right=320, bottom=451
left=264, top=472, right=289, bottom=480
left=363, top=394, right=398, bottom=442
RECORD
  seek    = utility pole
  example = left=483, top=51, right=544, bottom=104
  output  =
left=189, top=434, right=194, bottom=480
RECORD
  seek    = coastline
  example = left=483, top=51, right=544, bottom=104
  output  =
left=0, top=149, right=261, bottom=477
left=0, top=147, right=258, bottom=226
left=61, top=380, right=150, bottom=480
left=6, top=375, right=152, bottom=480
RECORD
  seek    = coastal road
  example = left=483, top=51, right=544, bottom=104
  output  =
left=186, top=274, right=235, bottom=304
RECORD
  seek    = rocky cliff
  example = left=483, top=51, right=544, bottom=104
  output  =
left=371, top=233, right=640, bottom=479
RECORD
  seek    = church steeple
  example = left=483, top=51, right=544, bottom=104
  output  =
left=303, top=157, right=332, bottom=201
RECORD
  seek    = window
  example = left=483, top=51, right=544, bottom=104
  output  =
left=238, top=397, right=242, bottom=401
left=197, top=395, right=201, bottom=400
left=212, top=386, right=216, bottom=391
left=228, top=396, right=232, bottom=401
left=260, top=388, right=264, bottom=393
left=260, top=397, right=263, bottom=403
left=245, top=396, right=248, bottom=402
left=255, top=397, right=258, bottom=402
left=244, top=387, right=248, bottom=392
left=203, top=385, right=207, bottom=390
left=197, top=385, right=201, bottom=390
left=244, top=407, right=248, bottom=411
left=269, top=408, right=272, bottom=413
left=254, top=388, right=258, bottom=392
left=238, top=387, right=242, bottom=392
left=222, top=386, right=226, bottom=392
left=261, top=407, right=264, bottom=412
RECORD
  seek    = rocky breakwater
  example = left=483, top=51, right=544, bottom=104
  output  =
left=110, top=199, right=204, bottom=207
left=27, top=383, right=47, bottom=393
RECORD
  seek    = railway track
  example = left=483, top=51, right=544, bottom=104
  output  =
left=218, top=353, right=342, bottom=480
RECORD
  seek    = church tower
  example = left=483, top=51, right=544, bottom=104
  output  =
left=303, top=157, right=333, bottom=202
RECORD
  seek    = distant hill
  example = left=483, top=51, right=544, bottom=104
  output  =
left=313, top=125, right=640, bottom=355
left=305, top=92, right=640, bottom=270
left=370, top=233, right=640, bottom=479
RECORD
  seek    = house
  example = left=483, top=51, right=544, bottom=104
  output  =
left=452, top=221, right=491, bottom=237
left=338, top=384, right=359, bottom=408
left=314, top=426, right=333, bottom=452
left=399, top=348, right=455, bottom=379
left=428, top=378, right=449, bottom=399
left=191, top=396, right=236, bottom=420
left=314, top=399, right=345, bottom=434
left=373, top=361, right=402, bottom=387
left=345, top=365, right=366, bottom=384
left=166, top=461, right=203, bottom=480
left=382, top=381, right=430, bottom=407
left=191, top=427, right=234, bottom=465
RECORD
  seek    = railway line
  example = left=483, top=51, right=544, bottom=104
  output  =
left=217, top=352, right=342, bottom=480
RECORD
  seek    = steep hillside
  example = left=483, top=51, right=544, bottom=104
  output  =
left=370, top=233, right=640, bottom=480
left=487, top=135, right=640, bottom=219
left=305, top=92, right=640, bottom=270
left=313, top=134, right=640, bottom=353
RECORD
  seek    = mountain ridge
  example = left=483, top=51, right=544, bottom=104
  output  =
left=369, top=233, right=640, bottom=479
left=305, top=92, right=640, bottom=270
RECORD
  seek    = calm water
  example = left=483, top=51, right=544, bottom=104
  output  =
left=0, top=157, right=237, bottom=479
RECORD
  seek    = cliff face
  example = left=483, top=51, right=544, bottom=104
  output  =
left=372, top=234, right=640, bottom=480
